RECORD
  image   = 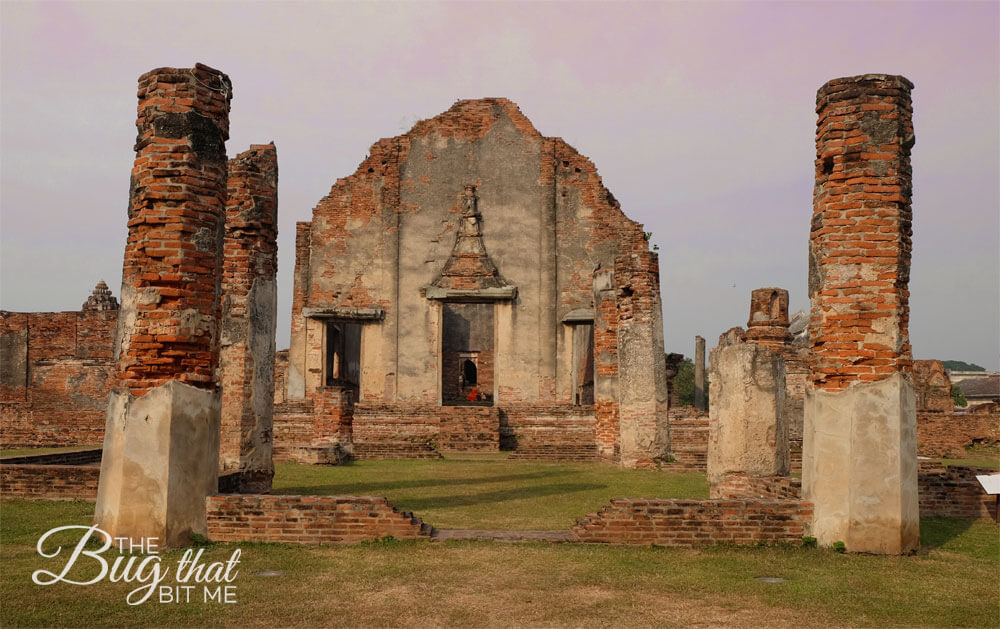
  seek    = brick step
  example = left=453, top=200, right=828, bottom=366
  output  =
left=432, top=529, right=577, bottom=542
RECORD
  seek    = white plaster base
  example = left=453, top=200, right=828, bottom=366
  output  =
left=802, top=372, right=919, bottom=554
left=94, top=381, right=220, bottom=547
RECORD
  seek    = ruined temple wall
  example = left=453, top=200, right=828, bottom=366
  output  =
left=292, top=99, right=653, bottom=415
left=1, top=311, right=117, bottom=446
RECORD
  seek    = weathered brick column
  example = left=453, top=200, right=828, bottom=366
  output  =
left=219, top=144, right=278, bottom=492
left=803, top=74, right=918, bottom=554
left=613, top=229, right=670, bottom=468
left=95, top=64, right=231, bottom=546
left=592, top=268, right=619, bottom=460
left=694, top=335, right=706, bottom=410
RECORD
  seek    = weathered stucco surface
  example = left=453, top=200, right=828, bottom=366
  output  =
left=282, top=98, right=669, bottom=465
left=94, top=381, right=220, bottom=546
left=707, top=336, right=787, bottom=484
left=802, top=372, right=919, bottom=554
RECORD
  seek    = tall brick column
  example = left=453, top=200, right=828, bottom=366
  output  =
left=613, top=230, right=670, bottom=468
left=803, top=74, right=918, bottom=554
left=219, top=144, right=278, bottom=492
left=95, top=64, right=231, bottom=546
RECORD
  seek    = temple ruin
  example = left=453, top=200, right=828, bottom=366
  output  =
left=279, top=98, right=670, bottom=467
left=4, top=67, right=1000, bottom=552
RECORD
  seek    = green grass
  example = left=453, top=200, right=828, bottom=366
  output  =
left=1, top=500, right=997, bottom=627
left=0, top=445, right=100, bottom=458
left=272, top=454, right=709, bottom=529
left=938, top=443, right=1000, bottom=470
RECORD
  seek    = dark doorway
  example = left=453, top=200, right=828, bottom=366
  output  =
left=442, top=303, right=494, bottom=405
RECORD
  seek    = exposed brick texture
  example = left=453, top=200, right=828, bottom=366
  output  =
left=351, top=404, right=499, bottom=458
left=809, top=75, right=914, bottom=392
left=115, top=63, right=232, bottom=395
left=664, top=407, right=708, bottom=470
left=205, top=494, right=434, bottom=544
left=1, top=464, right=100, bottom=500
left=219, top=143, right=278, bottom=491
left=916, top=412, right=999, bottom=457
left=502, top=405, right=598, bottom=460
left=710, top=473, right=803, bottom=500
left=917, top=464, right=998, bottom=520
left=1, top=310, right=116, bottom=446
left=572, top=499, right=812, bottom=546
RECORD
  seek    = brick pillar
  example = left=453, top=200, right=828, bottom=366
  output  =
left=219, top=144, right=278, bottom=492
left=592, top=268, right=619, bottom=460
left=95, top=64, right=231, bottom=546
left=614, top=228, right=670, bottom=469
left=694, top=335, right=706, bottom=410
left=745, top=287, right=791, bottom=348
left=803, top=74, right=918, bottom=554
left=286, top=221, right=311, bottom=400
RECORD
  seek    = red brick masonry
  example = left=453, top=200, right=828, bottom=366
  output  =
left=1, top=464, right=100, bottom=500
left=572, top=499, right=813, bottom=546
left=205, top=494, right=434, bottom=544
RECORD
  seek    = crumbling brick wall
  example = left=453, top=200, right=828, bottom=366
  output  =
left=572, top=499, right=812, bottom=546
left=916, top=412, right=999, bottom=457
left=205, top=494, right=434, bottom=544
left=1, top=310, right=117, bottom=446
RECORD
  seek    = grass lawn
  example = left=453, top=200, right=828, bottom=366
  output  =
left=272, top=454, right=709, bottom=529
left=1, top=499, right=997, bottom=627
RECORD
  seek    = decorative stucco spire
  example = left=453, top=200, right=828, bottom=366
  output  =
left=426, top=185, right=516, bottom=300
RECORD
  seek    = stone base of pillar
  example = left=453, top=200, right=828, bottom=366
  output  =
left=802, top=372, right=919, bottom=554
left=707, top=341, right=787, bottom=485
left=94, top=381, right=220, bottom=547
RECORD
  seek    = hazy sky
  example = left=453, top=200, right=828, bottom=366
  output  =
left=2, top=1, right=998, bottom=369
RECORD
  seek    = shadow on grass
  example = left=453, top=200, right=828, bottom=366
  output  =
left=919, top=517, right=975, bottom=551
left=276, top=469, right=576, bottom=495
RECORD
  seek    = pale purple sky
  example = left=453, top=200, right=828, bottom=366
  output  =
left=2, top=1, right=998, bottom=369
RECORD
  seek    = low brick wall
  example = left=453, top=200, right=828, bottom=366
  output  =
left=917, top=412, right=999, bottom=458
left=919, top=464, right=998, bottom=520
left=205, top=494, right=434, bottom=544
left=572, top=498, right=812, bottom=546
left=665, top=412, right=708, bottom=470
left=710, top=473, right=802, bottom=500
left=1, top=464, right=100, bottom=500
left=502, top=406, right=598, bottom=460
left=352, top=404, right=499, bottom=457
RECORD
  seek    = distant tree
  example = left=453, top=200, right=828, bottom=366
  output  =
left=951, top=385, right=968, bottom=408
left=942, top=360, right=986, bottom=372
left=671, top=357, right=708, bottom=407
